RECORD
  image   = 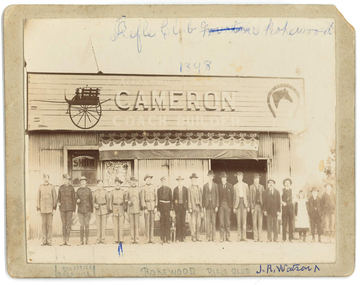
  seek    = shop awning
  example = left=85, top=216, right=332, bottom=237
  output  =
left=99, top=132, right=259, bottom=160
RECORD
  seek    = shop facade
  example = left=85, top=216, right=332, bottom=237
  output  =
left=26, top=73, right=305, bottom=239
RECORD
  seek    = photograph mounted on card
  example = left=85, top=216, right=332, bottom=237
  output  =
left=5, top=5, right=354, bottom=278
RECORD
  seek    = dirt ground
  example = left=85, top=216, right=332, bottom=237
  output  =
left=27, top=231, right=336, bottom=264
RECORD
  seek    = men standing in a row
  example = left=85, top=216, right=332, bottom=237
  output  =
left=282, top=178, right=294, bottom=242
left=127, top=176, right=141, bottom=244
left=233, top=172, right=250, bottom=242
left=37, top=174, right=57, bottom=246
left=250, top=173, right=264, bottom=242
left=219, top=172, right=233, bottom=242
left=188, top=173, right=203, bottom=242
left=76, top=176, right=93, bottom=245
left=173, top=176, right=188, bottom=242
left=308, top=187, right=322, bottom=243
left=93, top=179, right=109, bottom=244
left=58, top=174, right=75, bottom=246
left=263, top=179, right=281, bottom=242
left=203, top=170, right=219, bottom=242
left=141, top=174, right=157, bottom=244
left=109, top=177, right=127, bottom=244
left=157, top=176, right=172, bottom=244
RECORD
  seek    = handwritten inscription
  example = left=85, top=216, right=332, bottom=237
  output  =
left=110, top=17, right=334, bottom=53
left=55, top=265, right=95, bottom=277
left=256, top=264, right=320, bottom=274
left=180, top=61, right=212, bottom=73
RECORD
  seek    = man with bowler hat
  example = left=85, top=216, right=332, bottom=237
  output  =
left=157, top=176, right=173, bottom=244
left=308, top=187, right=322, bottom=243
left=76, top=176, right=93, bottom=245
left=109, top=177, right=127, bottom=244
left=127, top=176, right=141, bottom=244
left=281, top=178, right=294, bottom=242
left=37, top=174, right=57, bottom=246
left=93, top=179, right=109, bottom=244
left=173, top=176, right=188, bottom=242
left=218, top=172, right=233, bottom=242
left=188, top=173, right=203, bottom=242
left=57, top=174, right=75, bottom=246
left=141, top=174, right=157, bottom=244
left=233, top=172, right=250, bottom=242
left=202, top=170, right=219, bottom=242
left=250, top=173, right=265, bottom=242
left=263, top=179, right=281, bottom=242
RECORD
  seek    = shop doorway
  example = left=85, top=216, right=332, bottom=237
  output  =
left=211, top=159, right=268, bottom=232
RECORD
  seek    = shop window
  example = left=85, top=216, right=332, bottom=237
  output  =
left=102, top=160, right=133, bottom=188
left=68, top=150, right=99, bottom=186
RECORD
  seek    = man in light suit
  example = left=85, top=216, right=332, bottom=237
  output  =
left=173, top=176, right=188, bottom=242
left=263, top=179, right=281, bottom=242
left=141, top=174, right=157, bottom=244
left=188, top=173, right=203, bottom=242
left=202, top=170, right=219, bottom=242
left=250, top=173, right=265, bottom=242
left=233, top=172, right=250, bottom=242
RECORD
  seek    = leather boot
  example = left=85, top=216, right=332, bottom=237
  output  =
left=85, top=227, right=89, bottom=245
left=78, top=227, right=84, bottom=245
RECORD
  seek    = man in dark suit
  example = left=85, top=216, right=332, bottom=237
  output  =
left=250, top=173, right=265, bottom=242
left=281, top=178, right=294, bottom=242
left=263, top=179, right=281, bottom=242
left=173, top=176, right=188, bottom=242
left=157, top=176, right=173, bottom=244
left=202, top=170, right=219, bottom=242
left=218, top=172, right=233, bottom=242
left=308, top=187, right=322, bottom=243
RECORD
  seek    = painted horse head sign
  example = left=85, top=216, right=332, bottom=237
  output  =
left=27, top=73, right=305, bottom=132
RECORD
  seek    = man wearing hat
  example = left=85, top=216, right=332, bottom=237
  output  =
left=250, top=173, right=265, bottom=242
left=76, top=176, right=93, bottom=245
left=263, top=179, right=281, bottom=242
left=109, top=177, right=127, bottom=244
left=308, top=187, right=323, bottom=243
left=157, top=176, right=173, bottom=244
left=233, top=172, right=250, bottom=242
left=141, top=174, right=157, bottom=244
left=127, top=176, right=141, bottom=244
left=57, top=174, right=76, bottom=246
left=202, top=170, right=219, bottom=242
left=218, top=172, right=233, bottom=242
left=322, top=182, right=336, bottom=243
left=37, top=174, right=57, bottom=246
left=173, top=176, right=188, bottom=242
left=281, top=178, right=294, bottom=242
left=188, top=173, right=203, bottom=242
left=93, top=179, right=109, bottom=244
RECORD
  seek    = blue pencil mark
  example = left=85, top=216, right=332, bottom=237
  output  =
left=118, top=242, right=123, bottom=257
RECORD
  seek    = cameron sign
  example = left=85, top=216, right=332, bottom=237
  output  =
left=27, top=73, right=305, bottom=132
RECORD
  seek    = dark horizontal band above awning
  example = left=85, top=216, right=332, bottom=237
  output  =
left=100, top=149, right=258, bottom=160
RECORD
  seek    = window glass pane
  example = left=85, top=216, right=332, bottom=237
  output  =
left=103, top=161, right=132, bottom=187
left=72, top=170, right=97, bottom=186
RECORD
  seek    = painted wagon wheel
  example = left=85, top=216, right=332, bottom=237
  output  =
left=69, top=103, right=102, bottom=129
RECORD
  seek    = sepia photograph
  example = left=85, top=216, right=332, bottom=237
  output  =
left=4, top=4, right=355, bottom=278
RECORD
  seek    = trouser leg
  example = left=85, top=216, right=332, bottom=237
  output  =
left=96, top=215, right=101, bottom=242
left=164, top=206, right=171, bottom=241
left=78, top=213, right=84, bottom=243
left=120, top=215, right=125, bottom=242
left=253, top=209, right=258, bottom=241
left=176, top=210, right=181, bottom=240
left=236, top=207, right=241, bottom=239
left=47, top=213, right=53, bottom=245
left=241, top=205, right=247, bottom=240
left=211, top=208, right=216, bottom=240
left=134, top=213, right=139, bottom=242
left=84, top=213, right=90, bottom=244
left=191, top=211, right=197, bottom=239
left=41, top=213, right=47, bottom=244
left=273, top=215, right=278, bottom=241
left=206, top=208, right=211, bottom=239
left=219, top=206, right=225, bottom=240
left=257, top=205, right=263, bottom=241
left=66, top=211, right=73, bottom=242
left=113, top=216, right=119, bottom=242
left=267, top=215, right=272, bottom=241
left=289, top=212, right=294, bottom=240
left=101, top=214, right=107, bottom=242
left=225, top=205, right=231, bottom=240
left=282, top=212, right=288, bottom=241
left=60, top=211, right=66, bottom=242
left=149, top=210, right=154, bottom=242
left=144, top=212, right=149, bottom=239
left=129, top=214, right=135, bottom=242
left=196, top=209, right=201, bottom=240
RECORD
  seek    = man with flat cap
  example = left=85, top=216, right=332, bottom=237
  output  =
left=141, top=174, right=157, bottom=244
left=76, top=176, right=93, bottom=245
left=281, top=178, right=294, bottom=242
left=93, top=179, right=109, bottom=244
left=202, top=170, right=219, bottom=242
left=173, top=176, right=188, bottom=242
left=157, top=176, right=173, bottom=244
left=109, top=177, right=127, bottom=244
left=250, top=173, right=265, bottom=242
left=218, top=172, right=233, bottom=242
left=188, top=173, right=203, bottom=242
left=263, top=179, right=281, bottom=242
left=57, top=174, right=76, bottom=246
left=37, top=174, right=57, bottom=246
left=127, top=176, right=141, bottom=244
left=233, top=172, right=250, bottom=242
left=308, top=187, right=322, bottom=243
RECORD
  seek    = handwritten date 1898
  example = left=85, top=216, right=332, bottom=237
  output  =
left=180, top=61, right=211, bottom=73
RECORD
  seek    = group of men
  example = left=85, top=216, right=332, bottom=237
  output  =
left=36, top=170, right=333, bottom=246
